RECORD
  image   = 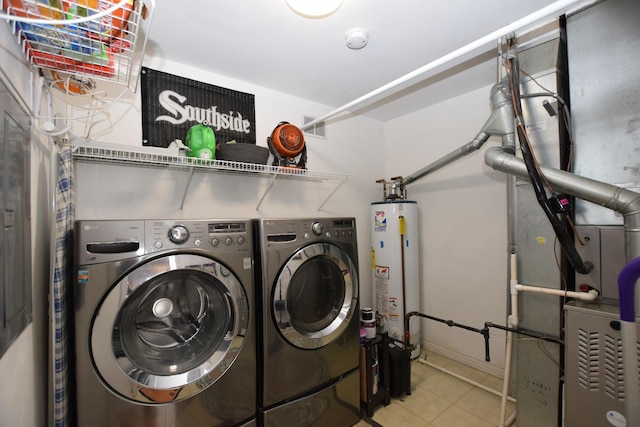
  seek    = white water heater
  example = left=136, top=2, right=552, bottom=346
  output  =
left=371, top=200, right=420, bottom=359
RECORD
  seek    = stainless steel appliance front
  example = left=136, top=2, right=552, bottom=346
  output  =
left=254, top=217, right=360, bottom=427
left=74, top=219, right=257, bottom=426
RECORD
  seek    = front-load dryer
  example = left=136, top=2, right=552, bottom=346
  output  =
left=253, top=218, right=361, bottom=427
left=73, top=219, right=256, bottom=427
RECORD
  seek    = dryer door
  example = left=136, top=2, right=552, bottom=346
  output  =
left=91, top=253, right=249, bottom=403
left=273, top=242, right=358, bottom=349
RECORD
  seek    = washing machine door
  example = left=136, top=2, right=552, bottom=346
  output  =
left=91, top=253, right=249, bottom=403
left=273, top=242, right=358, bottom=349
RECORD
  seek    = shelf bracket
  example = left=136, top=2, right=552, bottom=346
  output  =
left=318, top=178, right=347, bottom=210
left=256, top=174, right=278, bottom=210
left=180, top=166, right=196, bottom=210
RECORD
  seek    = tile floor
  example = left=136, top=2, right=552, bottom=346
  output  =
left=354, top=350, right=515, bottom=427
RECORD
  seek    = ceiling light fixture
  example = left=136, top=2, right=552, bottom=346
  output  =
left=285, top=0, right=344, bottom=18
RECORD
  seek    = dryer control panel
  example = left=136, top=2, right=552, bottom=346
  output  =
left=258, top=217, right=357, bottom=249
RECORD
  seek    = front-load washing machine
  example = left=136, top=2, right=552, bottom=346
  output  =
left=73, top=219, right=256, bottom=427
left=253, top=218, right=361, bottom=427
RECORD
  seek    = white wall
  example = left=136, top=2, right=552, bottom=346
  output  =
left=0, top=23, right=52, bottom=427
left=1, top=28, right=511, bottom=427
left=65, top=56, right=385, bottom=309
left=0, top=32, right=385, bottom=425
left=384, top=85, right=509, bottom=376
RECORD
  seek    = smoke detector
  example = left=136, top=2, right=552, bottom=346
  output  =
left=345, top=28, right=368, bottom=50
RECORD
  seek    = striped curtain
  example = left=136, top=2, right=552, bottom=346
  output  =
left=52, top=144, right=75, bottom=427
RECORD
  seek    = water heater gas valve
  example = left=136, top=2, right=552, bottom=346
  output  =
left=376, top=177, right=406, bottom=201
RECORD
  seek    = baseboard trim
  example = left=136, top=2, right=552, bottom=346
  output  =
left=421, top=341, right=505, bottom=378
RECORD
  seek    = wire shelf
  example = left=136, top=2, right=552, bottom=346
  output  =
left=71, top=144, right=351, bottom=182
left=1, top=0, right=154, bottom=91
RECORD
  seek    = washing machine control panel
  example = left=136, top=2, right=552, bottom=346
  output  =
left=147, top=220, right=251, bottom=253
left=168, top=225, right=190, bottom=244
left=311, top=222, right=323, bottom=235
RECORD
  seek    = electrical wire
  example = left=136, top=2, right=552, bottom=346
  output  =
left=504, top=53, right=552, bottom=192
left=521, top=92, right=574, bottom=147
left=510, top=336, right=564, bottom=371
left=500, top=43, right=575, bottom=174
left=505, top=36, right=592, bottom=274
left=82, top=89, right=111, bottom=139
left=537, top=339, right=563, bottom=371
left=553, top=237, right=571, bottom=314
left=44, top=78, right=129, bottom=116
left=3, top=0, right=137, bottom=140
left=515, top=67, right=587, bottom=248
left=0, top=0, right=131, bottom=25
left=515, top=68, right=587, bottom=248
left=33, top=74, right=131, bottom=139
left=518, top=67, right=575, bottom=171
left=32, top=74, right=71, bottom=138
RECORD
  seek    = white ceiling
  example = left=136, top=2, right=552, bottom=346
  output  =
left=146, top=0, right=574, bottom=122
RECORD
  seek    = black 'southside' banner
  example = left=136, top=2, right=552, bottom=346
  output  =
left=141, top=67, right=256, bottom=147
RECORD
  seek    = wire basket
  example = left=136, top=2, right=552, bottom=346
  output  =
left=1, top=0, right=154, bottom=91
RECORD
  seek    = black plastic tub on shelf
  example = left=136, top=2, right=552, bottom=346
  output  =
left=216, top=143, right=270, bottom=165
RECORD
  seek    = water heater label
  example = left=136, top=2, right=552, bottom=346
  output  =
left=375, top=280, right=388, bottom=314
left=388, top=297, right=399, bottom=319
left=375, top=265, right=390, bottom=279
left=374, top=211, right=387, bottom=232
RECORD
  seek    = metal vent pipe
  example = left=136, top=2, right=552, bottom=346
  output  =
left=484, top=147, right=640, bottom=263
